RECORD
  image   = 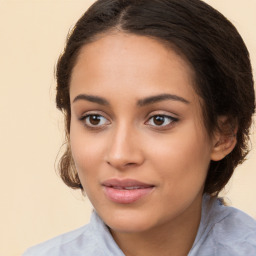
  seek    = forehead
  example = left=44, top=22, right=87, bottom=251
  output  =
left=70, top=32, right=198, bottom=103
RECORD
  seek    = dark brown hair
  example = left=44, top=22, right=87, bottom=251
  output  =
left=56, top=0, right=255, bottom=196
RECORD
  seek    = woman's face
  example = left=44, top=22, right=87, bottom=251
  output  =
left=69, top=33, right=216, bottom=233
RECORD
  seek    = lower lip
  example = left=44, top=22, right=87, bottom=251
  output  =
left=103, top=186, right=154, bottom=204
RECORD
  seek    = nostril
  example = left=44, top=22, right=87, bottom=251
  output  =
left=106, top=160, right=136, bottom=167
left=125, top=162, right=136, bottom=166
left=107, top=157, right=145, bottom=169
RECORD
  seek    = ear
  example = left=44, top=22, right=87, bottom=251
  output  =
left=211, top=116, right=237, bottom=161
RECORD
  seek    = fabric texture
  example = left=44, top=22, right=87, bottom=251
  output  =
left=23, top=194, right=256, bottom=256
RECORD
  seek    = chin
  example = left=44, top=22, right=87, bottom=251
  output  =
left=108, top=218, right=154, bottom=234
left=98, top=207, right=160, bottom=234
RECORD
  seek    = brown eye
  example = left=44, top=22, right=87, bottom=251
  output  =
left=153, top=116, right=165, bottom=126
left=89, top=115, right=101, bottom=125
left=146, top=115, right=178, bottom=127
left=81, top=114, right=109, bottom=127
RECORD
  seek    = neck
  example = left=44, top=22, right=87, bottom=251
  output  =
left=110, top=196, right=202, bottom=256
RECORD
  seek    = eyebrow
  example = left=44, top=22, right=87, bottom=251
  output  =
left=137, top=93, right=190, bottom=106
left=72, top=94, right=109, bottom=105
left=72, top=93, right=190, bottom=106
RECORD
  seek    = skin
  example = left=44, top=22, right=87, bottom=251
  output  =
left=69, top=32, right=231, bottom=256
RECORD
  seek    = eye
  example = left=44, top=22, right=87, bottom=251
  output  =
left=79, top=114, right=110, bottom=128
left=146, top=115, right=178, bottom=127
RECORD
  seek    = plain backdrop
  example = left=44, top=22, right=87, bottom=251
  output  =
left=0, top=1, right=255, bottom=255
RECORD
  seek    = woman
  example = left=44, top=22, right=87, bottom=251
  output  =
left=24, top=0, right=256, bottom=255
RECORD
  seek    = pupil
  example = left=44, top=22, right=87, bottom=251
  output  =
left=90, top=115, right=100, bottom=125
left=154, top=116, right=164, bottom=125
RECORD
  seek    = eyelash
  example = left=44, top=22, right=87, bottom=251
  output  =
left=79, top=113, right=178, bottom=130
left=79, top=114, right=110, bottom=130
left=146, top=115, right=178, bottom=129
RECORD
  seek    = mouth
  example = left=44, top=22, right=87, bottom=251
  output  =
left=102, top=179, right=155, bottom=204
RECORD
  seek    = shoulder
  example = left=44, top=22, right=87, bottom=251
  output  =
left=23, top=211, right=124, bottom=256
left=22, top=224, right=97, bottom=256
left=192, top=195, right=256, bottom=256
left=211, top=205, right=256, bottom=251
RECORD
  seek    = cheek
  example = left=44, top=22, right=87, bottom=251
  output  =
left=69, top=126, right=104, bottom=179
left=146, top=123, right=212, bottom=181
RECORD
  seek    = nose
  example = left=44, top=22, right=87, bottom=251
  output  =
left=105, top=124, right=144, bottom=170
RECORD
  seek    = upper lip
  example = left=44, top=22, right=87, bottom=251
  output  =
left=102, top=178, right=155, bottom=188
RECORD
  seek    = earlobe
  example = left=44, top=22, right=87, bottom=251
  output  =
left=211, top=132, right=237, bottom=161
left=210, top=116, right=238, bottom=161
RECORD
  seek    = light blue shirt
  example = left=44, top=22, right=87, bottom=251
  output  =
left=23, top=195, right=256, bottom=255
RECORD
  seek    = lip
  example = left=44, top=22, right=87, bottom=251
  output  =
left=102, top=178, right=155, bottom=204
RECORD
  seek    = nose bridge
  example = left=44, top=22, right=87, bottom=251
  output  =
left=106, top=121, right=143, bottom=168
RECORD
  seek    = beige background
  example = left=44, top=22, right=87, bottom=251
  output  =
left=0, top=1, right=255, bottom=255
